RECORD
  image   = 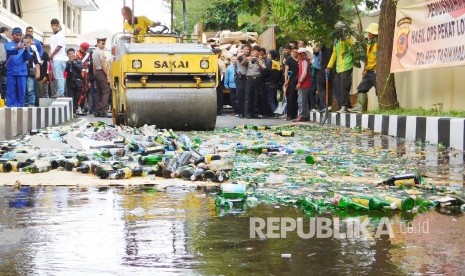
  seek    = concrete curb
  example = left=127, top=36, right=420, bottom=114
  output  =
left=0, top=98, right=73, bottom=140
left=310, top=112, right=465, bottom=151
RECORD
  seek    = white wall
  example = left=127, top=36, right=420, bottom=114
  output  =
left=356, top=14, right=465, bottom=112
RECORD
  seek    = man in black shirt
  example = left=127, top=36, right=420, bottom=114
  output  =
left=263, top=49, right=282, bottom=116
left=284, top=48, right=299, bottom=120
left=317, top=44, right=334, bottom=112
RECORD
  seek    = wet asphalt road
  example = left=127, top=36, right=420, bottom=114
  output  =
left=80, top=110, right=303, bottom=129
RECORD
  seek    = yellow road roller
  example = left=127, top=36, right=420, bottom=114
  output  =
left=110, top=0, right=218, bottom=130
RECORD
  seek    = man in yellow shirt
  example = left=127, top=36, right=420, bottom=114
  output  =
left=325, top=21, right=354, bottom=113
left=349, top=23, right=378, bottom=113
left=121, top=6, right=160, bottom=40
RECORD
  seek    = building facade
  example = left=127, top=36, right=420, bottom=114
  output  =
left=0, top=0, right=98, bottom=47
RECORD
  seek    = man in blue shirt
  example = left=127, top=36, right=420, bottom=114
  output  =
left=25, top=26, right=43, bottom=57
left=4, top=27, right=31, bottom=107
left=224, top=56, right=238, bottom=115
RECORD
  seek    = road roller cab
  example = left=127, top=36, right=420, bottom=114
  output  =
left=110, top=1, right=218, bottom=130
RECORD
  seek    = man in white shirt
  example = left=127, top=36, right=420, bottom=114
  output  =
left=0, top=27, right=11, bottom=42
left=49, top=18, right=68, bottom=97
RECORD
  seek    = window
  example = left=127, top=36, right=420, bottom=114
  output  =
left=72, top=9, right=77, bottom=33
left=63, top=3, right=66, bottom=24
left=75, top=12, right=81, bottom=34
left=67, top=6, right=71, bottom=28
left=2, top=0, right=6, bottom=9
left=10, top=0, right=21, bottom=17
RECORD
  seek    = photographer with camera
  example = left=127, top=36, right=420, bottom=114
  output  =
left=242, top=45, right=265, bottom=119
left=4, top=27, right=31, bottom=107
left=65, top=48, right=83, bottom=114
left=235, top=44, right=250, bottom=118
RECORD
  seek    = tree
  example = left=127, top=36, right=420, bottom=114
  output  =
left=162, top=0, right=217, bottom=34
left=376, top=0, right=399, bottom=109
left=204, top=1, right=240, bottom=31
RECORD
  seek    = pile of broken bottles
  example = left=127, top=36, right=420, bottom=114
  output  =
left=1, top=122, right=464, bottom=215
left=0, top=121, right=232, bottom=182
left=205, top=124, right=465, bottom=215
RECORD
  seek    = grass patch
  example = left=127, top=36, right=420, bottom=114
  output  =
left=370, top=108, right=465, bottom=118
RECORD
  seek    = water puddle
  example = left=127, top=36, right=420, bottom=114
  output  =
left=1, top=186, right=464, bottom=275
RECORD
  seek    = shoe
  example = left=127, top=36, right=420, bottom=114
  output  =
left=217, top=112, right=224, bottom=116
left=319, top=106, right=332, bottom=113
left=245, top=115, right=251, bottom=119
left=337, top=107, right=347, bottom=113
left=95, top=112, right=112, bottom=118
left=348, top=93, right=367, bottom=113
left=310, top=109, right=318, bottom=112
left=238, top=114, right=244, bottom=118
left=235, top=114, right=239, bottom=117
left=348, top=106, right=362, bottom=113
left=293, top=116, right=309, bottom=122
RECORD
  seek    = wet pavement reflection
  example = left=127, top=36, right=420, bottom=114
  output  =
left=1, top=186, right=464, bottom=275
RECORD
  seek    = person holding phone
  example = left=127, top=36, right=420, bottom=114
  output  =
left=4, top=27, right=31, bottom=107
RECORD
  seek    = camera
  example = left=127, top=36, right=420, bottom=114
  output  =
left=251, top=57, right=257, bottom=64
left=237, top=55, right=244, bottom=62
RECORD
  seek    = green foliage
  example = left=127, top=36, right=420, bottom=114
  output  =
left=370, top=107, right=465, bottom=118
left=166, top=0, right=381, bottom=50
left=204, top=1, right=241, bottom=31
left=162, top=0, right=217, bottom=34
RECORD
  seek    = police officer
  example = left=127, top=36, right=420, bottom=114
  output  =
left=242, top=45, right=265, bottom=119
left=92, top=37, right=111, bottom=117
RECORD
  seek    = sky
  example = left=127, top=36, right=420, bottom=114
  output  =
left=81, top=0, right=171, bottom=35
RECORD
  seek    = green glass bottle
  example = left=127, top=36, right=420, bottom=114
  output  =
left=154, top=135, right=169, bottom=145
left=178, top=165, right=195, bottom=180
left=0, top=162, right=13, bottom=173
left=7, top=160, right=31, bottom=171
left=215, top=170, right=229, bottom=183
left=20, top=162, right=51, bottom=173
left=333, top=194, right=370, bottom=210
left=352, top=194, right=395, bottom=210
left=64, top=158, right=80, bottom=171
left=215, top=196, right=231, bottom=208
left=383, top=195, right=415, bottom=210
left=305, top=155, right=316, bottom=164
left=93, top=164, right=115, bottom=179
left=139, top=154, right=171, bottom=165
left=75, top=153, right=90, bottom=162
left=274, top=130, right=295, bottom=137
left=75, top=161, right=99, bottom=174
left=381, top=173, right=420, bottom=188
left=143, top=164, right=160, bottom=175
left=220, top=183, right=246, bottom=199
left=6, top=161, right=19, bottom=172
left=297, top=197, right=320, bottom=213
left=190, top=167, right=204, bottom=181
left=203, top=170, right=215, bottom=182
left=139, top=145, right=165, bottom=156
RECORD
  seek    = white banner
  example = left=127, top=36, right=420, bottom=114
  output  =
left=391, top=0, right=465, bottom=72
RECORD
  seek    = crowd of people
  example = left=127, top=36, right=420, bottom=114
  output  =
left=216, top=21, right=379, bottom=120
left=0, top=19, right=111, bottom=117
left=1, top=11, right=379, bottom=121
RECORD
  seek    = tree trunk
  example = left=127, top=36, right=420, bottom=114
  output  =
left=376, top=0, right=399, bottom=110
